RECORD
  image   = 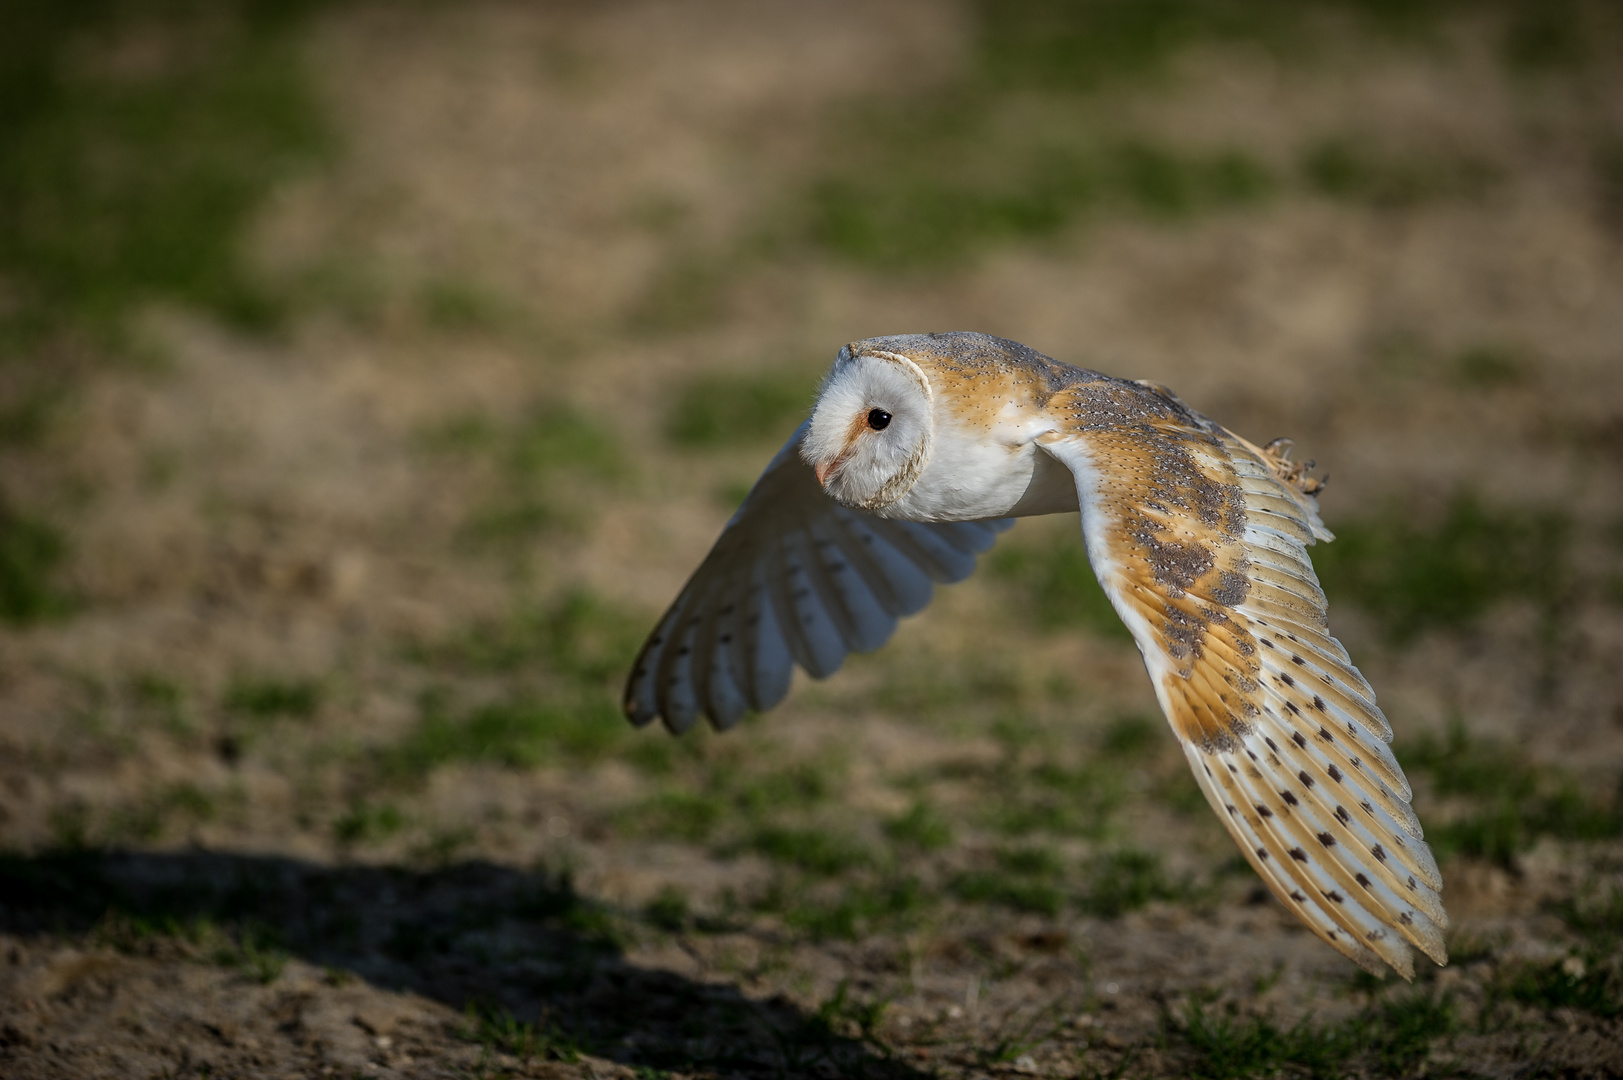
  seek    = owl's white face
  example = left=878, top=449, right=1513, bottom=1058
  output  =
left=801, top=348, right=934, bottom=512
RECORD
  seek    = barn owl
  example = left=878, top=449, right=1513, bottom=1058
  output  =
left=624, top=332, right=1446, bottom=979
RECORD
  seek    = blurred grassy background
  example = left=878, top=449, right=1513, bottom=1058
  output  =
left=2, top=1, right=1623, bottom=1076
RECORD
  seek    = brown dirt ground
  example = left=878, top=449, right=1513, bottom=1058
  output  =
left=3, top=2, right=1623, bottom=1078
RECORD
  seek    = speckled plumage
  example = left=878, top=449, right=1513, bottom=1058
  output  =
left=625, top=332, right=1447, bottom=979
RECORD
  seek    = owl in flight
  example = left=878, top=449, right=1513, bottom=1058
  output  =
left=625, top=332, right=1446, bottom=979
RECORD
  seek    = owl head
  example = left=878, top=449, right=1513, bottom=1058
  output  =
left=801, top=343, right=934, bottom=512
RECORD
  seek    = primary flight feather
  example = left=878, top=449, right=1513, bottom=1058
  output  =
left=624, top=332, right=1447, bottom=979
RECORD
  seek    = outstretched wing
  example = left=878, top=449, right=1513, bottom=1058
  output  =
left=1040, top=379, right=1446, bottom=979
left=625, top=423, right=1011, bottom=734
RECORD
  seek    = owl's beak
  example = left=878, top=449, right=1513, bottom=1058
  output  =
left=813, top=447, right=853, bottom=488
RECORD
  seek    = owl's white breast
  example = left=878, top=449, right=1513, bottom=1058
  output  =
left=876, top=397, right=1079, bottom=523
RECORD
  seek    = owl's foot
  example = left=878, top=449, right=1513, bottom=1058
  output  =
left=1260, top=437, right=1326, bottom=497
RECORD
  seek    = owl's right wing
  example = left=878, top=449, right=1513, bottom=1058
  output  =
left=624, top=423, right=1011, bottom=733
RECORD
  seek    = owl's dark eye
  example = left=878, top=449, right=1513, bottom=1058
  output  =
left=867, top=408, right=892, bottom=431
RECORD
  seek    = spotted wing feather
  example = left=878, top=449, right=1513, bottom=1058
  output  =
left=625, top=423, right=1011, bottom=733
left=1040, top=383, right=1447, bottom=978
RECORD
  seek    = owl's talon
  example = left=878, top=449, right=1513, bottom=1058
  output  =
left=1259, top=437, right=1325, bottom=497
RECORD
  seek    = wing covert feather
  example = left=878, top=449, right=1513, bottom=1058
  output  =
left=1039, top=383, right=1446, bottom=978
left=624, top=424, right=1010, bottom=732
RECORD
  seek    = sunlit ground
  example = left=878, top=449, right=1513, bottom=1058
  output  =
left=2, top=2, right=1622, bottom=1077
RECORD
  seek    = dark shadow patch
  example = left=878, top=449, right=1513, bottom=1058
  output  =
left=0, top=849, right=927, bottom=1078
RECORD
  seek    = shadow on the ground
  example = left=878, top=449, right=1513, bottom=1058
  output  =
left=0, top=848, right=923, bottom=1078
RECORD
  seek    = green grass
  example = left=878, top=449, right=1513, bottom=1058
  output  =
left=462, top=1004, right=583, bottom=1064
left=1111, top=142, right=1273, bottom=219
left=807, top=161, right=1083, bottom=268
left=952, top=849, right=1067, bottom=915
left=1555, top=886, right=1623, bottom=944
left=978, top=0, right=1445, bottom=96
left=0, top=2, right=332, bottom=346
left=1099, top=714, right=1160, bottom=759
left=1080, top=849, right=1193, bottom=918
left=813, top=981, right=893, bottom=1051
left=1156, top=767, right=1212, bottom=817
left=883, top=801, right=954, bottom=852
left=1499, top=953, right=1623, bottom=1019
left=629, top=253, right=733, bottom=333
left=503, top=407, right=622, bottom=483
left=0, top=5, right=342, bottom=630
left=1500, top=1, right=1592, bottom=71
left=417, top=277, right=511, bottom=333
left=618, top=789, right=729, bottom=843
left=332, top=800, right=405, bottom=846
left=986, top=757, right=1124, bottom=838
left=1452, top=343, right=1530, bottom=388
left=97, top=781, right=223, bottom=846
left=780, top=0, right=1581, bottom=271
left=947, top=845, right=1193, bottom=919
left=129, top=672, right=190, bottom=733
left=47, top=801, right=94, bottom=851
left=975, top=0, right=1607, bottom=93
left=644, top=885, right=690, bottom=932
left=1300, top=136, right=1496, bottom=208
left=231, top=923, right=291, bottom=984
left=418, top=406, right=624, bottom=545
left=732, top=760, right=841, bottom=816
left=989, top=528, right=1131, bottom=641
left=408, top=590, right=643, bottom=685
left=416, top=410, right=502, bottom=455
left=383, top=694, right=626, bottom=781
left=746, top=826, right=874, bottom=876
left=224, top=676, right=321, bottom=720
left=0, top=386, right=61, bottom=451
left=874, top=654, right=1027, bottom=717
left=774, top=876, right=930, bottom=940
left=620, top=736, right=682, bottom=776
left=162, top=782, right=218, bottom=822
left=946, top=873, right=1047, bottom=916
left=621, top=756, right=842, bottom=841
left=509, top=867, right=627, bottom=952
left=1425, top=785, right=1623, bottom=865
left=998, top=844, right=1066, bottom=877
left=380, top=591, right=648, bottom=785
left=1367, top=332, right=1539, bottom=392
left=0, top=496, right=71, bottom=624
left=1596, top=137, right=1623, bottom=226
left=90, top=907, right=288, bottom=984
left=409, top=824, right=476, bottom=869
left=804, top=129, right=1103, bottom=268
left=1162, top=988, right=1455, bottom=1079
left=807, top=141, right=1273, bottom=269
left=1403, top=719, right=1533, bottom=801
left=1313, top=493, right=1570, bottom=643
left=665, top=368, right=820, bottom=449
left=620, top=751, right=924, bottom=927
left=1399, top=721, right=1623, bottom=864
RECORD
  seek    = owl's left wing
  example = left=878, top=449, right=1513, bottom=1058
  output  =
left=1039, top=380, right=1447, bottom=979
left=625, top=423, right=1011, bottom=734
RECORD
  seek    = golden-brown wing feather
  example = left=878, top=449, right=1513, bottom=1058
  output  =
left=1039, top=379, right=1447, bottom=978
